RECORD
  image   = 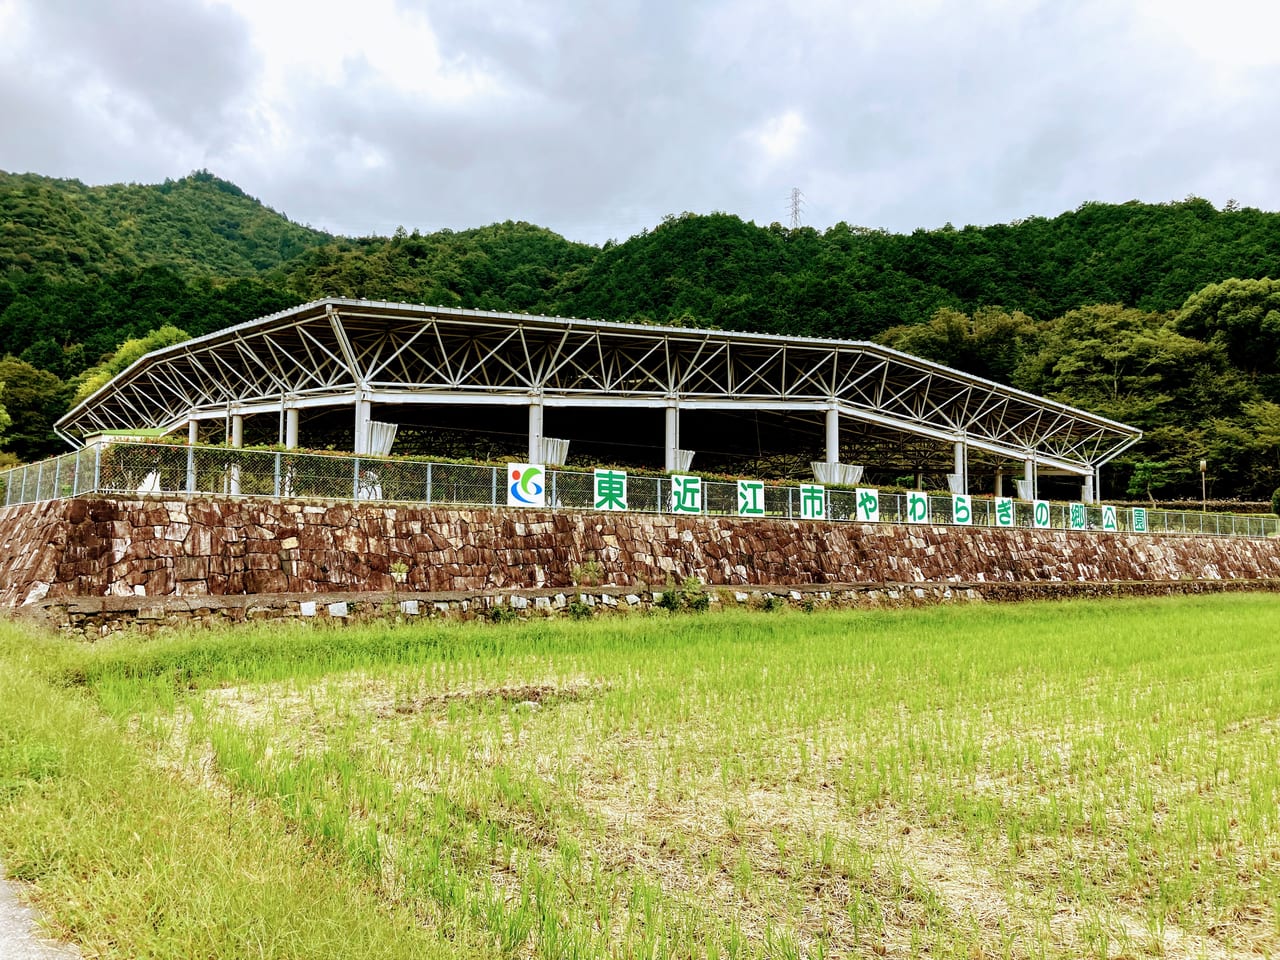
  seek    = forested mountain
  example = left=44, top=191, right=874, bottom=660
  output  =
left=0, top=169, right=330, bottom=281
left=2, top=170, right=1279, bottom=501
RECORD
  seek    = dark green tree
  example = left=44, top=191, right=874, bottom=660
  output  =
left=0, top=358, right=67, bottom=461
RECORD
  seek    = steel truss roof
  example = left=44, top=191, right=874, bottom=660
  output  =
left=56, top=299, right=1141, bottom=475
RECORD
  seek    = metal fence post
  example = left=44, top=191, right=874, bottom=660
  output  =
left=551, top=470, right=558, bottom=509
left=352, top=457, right=360, bottom=502
left=273, top=452, right=282, bottom=498
left=490, top=466, right=498, bottom=506
left=425, top=462, right=433, bottom=505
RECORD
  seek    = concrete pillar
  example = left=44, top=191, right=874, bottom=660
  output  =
left=1083, top=475, right=1095, bottom=505
left=664, top=401, right=679, bottom=472
left=229, top=414, right=243, bottom=496
left=1024, top=459, right=1035, bottom=500
left=953, top=440, right=966, bottom=494
left=528, top=399, right=544, bottom=463
left=994, top=467, right=1003, bottom=498
left=353, top=396, right=371, bottom=454
left=285, top=407, right=299, bottom=450
left=825, top=405, right=840, bottom=464
left=186, top=419, right=198, bottom=494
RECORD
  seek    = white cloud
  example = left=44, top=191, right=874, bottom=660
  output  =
left=3, top=0, right=1280, bottom=244
left=746, top=110, right=807, bottom=165
left=214, top=0, right=501, bottom=104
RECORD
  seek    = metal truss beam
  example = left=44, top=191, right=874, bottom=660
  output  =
left=56, top=299, right=1142, bottom=472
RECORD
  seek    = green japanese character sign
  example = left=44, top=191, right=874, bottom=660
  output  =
left=994, top=497, right=1015, bottom=528
left=593, top=469, right=627, bottom=511
left=1132, top=507, right=1148, bottom=533
left=907, top=491, right=929, bottom=524
left=1069, top=502, right=1087, bottom=530
left=1101, top=504, right=1117, bottom=532
left=799, top=484, right=825, bottom=520
left=855, top=487, right=880, bottom=523
left=1033, top=499, right=1051, bottom=529
left=952, top=494, right=972, bottom=525
left=669, top=474, right=702, bottom=514
left=737, top=479, right=765, bottom=517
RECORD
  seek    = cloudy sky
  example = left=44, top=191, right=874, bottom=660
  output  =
left=1, top=0, right=1278, bottom=245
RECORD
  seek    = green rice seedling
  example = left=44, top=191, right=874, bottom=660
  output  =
left=6, top=596, right=1280, bottom=957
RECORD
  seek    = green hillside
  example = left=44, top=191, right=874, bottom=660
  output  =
left=0, top=169, right=330, bottom=281
left=2, top=170, right=1279, bottom=500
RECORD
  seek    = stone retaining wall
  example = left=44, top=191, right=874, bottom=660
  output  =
left=2, top=497, right=1279, bottom=627
left=28, top=578, right=1280, bottom=638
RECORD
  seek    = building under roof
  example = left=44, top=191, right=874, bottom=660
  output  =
left=55, top=299, right=1142, bottom=501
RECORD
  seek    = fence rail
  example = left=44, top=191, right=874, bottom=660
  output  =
left=2, top=441, right=1276, bottom=539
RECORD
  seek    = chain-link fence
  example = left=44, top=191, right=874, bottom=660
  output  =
left=1, top=441, right=1276, bottom=539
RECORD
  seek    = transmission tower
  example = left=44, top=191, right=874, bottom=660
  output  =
left=788, top=187, right=805, bottom=229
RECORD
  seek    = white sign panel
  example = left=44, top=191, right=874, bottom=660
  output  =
left=507, top=463, right=546, bottom=507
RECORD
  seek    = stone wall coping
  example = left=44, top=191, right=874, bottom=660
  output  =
left=22, top=577, right=1280, bottom=621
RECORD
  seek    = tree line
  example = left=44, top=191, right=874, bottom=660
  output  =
left=2, top=171, right=1278, bottom=500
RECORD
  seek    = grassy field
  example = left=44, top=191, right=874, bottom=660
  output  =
left=2, top=596, right=1279, bottom=958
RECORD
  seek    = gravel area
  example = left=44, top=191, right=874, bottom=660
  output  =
left=0, top=869, right=80, bottom=960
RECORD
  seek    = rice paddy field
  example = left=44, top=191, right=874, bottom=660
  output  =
left=2, top=595, right=1280, bottom=959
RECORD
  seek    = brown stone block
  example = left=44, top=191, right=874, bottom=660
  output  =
left=244, top=552, right=278, bottom=571
left=146, top=568, right=174, bottom=596
left=324, top=505, right=353, bottom=526
left=245, top=570, right=289, bottom=593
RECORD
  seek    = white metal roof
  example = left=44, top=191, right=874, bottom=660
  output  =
left=56, top=298, right=1142, bottom=474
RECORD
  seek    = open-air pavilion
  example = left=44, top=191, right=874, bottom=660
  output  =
left=55, top=298, right=1142, bottom=502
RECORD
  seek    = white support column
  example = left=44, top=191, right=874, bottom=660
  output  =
left=1083, top=475, right=1095, bottom=505
left=1024, top=459, right=1035, bottom=500
left=953, top=440, right=966, bottom=494
left=664, top=401, right=679, bottom=472
left=353, top=395, right=371, bottom=454
left=994, top=467, right=1003, bottom=498
left=229, top=414, right=243, bottom=496
left=186, top=419, right=198, bottom=494
left=825, top=404, right=840, bottom=464
left=285, top=407, right=299, bottom=450
left=528, top=398, right=544, bottom=463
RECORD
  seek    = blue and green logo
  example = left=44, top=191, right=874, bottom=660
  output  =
left=508, top=464, right=545, bottom=506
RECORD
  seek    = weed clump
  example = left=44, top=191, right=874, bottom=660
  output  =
left=487, top=603, right=519, bottom=623
left=656, top=576, right=709, bottom=612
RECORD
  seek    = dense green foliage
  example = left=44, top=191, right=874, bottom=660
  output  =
left=3, top=170, right=1280, bottom=498
left=0, top=169, right=329, bottom=280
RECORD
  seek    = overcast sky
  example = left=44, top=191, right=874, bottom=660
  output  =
left=2, top=0, right=1278, bottom=246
